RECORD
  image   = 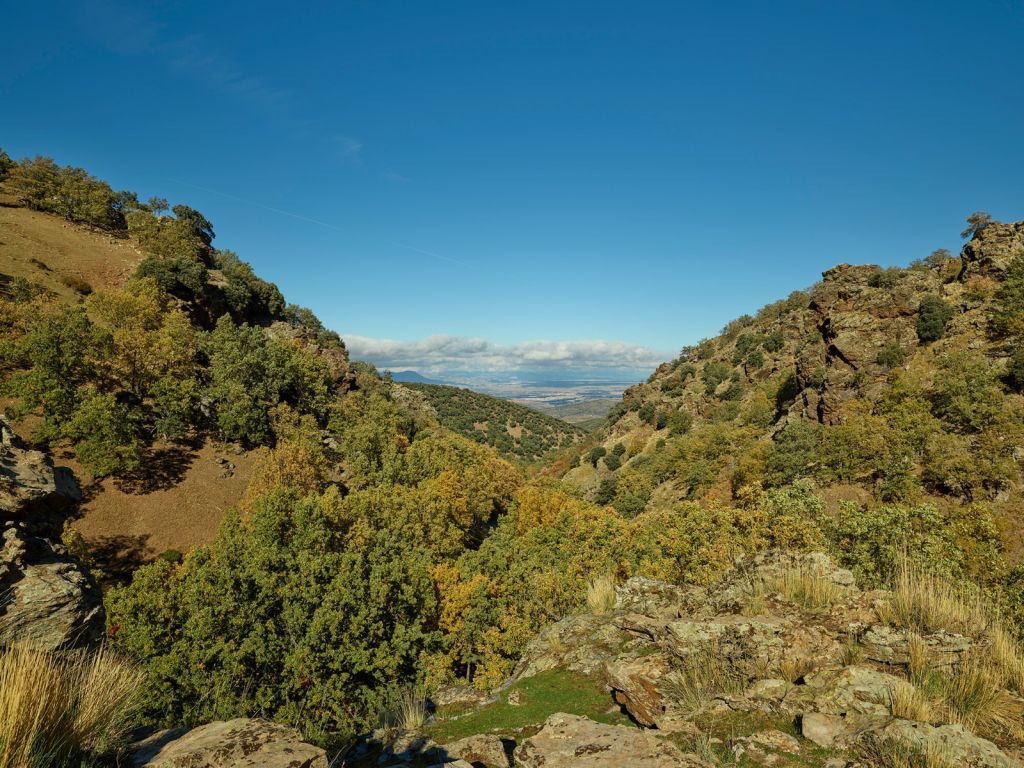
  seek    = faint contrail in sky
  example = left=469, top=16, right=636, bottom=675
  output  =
left=168, top=178, right=348, bottom=232
left=166, top=177, right=474, bottom=268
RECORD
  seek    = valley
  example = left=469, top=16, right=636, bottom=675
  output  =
left=2, top=150, right=1024, bottom=768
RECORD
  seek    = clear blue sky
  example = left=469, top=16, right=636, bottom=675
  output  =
left=3, top=1, right=1023, bottom=374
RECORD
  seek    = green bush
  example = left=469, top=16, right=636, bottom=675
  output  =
left=701, top=362, right=732, bottom=395
left=763, top=330, right=785, bottom=352
left=1007, top=348, right=1024, bottom=392
left=667, top=408, right=693, bottom=435
left=876, top=343, right=905, bottom=369
left=991, top=253, right=1024, bottom=338
left=764, top=420, right=819, bottom=486
left=587, top=446, right=607, bottom=466
left=916, top=294, right=954, bottom=343
left=868, top=268, right=901, bottom=288
left=595, top=477, right=617, bottom=505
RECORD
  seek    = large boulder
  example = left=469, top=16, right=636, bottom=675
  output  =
left=443, top=733, right=511, bottom=767
left=0, top=415, right=101, bottom=650
left=512, top=713, right=710, bottom=768
left=869, top=720, right=1019, bottom=768
left=131, top=718, right=327, bottom=768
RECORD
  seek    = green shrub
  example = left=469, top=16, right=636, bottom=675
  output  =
left=764, top=420, right=819, bottom=486
left=667, top=408, right=693, bottom=435
left=701, top=362, right=732, bottom=395
left=877, top=343, right=906, bottom=369
left=868, top=267, right=902, bottom=288
left=1007, top=348, right=1024, bottom=392
left=763, top=330, right=785, bottom=352
left=917, top=294, right=954, bottom=343
left=603, top=453, right=621, bottom=471
left=588, top=446, right=607, bottom=466
left=991, top=253, right=1024, bottom=338
left=595, top=477, right=617, bottom=505
left=637, top=402, right=656, bottom=425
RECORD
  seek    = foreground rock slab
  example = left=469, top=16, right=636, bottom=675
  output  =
left=512, top=713, right=710, bottom=768
left=131, top=718, right=327, bottom=768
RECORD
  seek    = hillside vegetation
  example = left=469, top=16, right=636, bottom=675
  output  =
left=402, top=381, right=586, bottom=461
left=3, top=147, right=1024, bottom=763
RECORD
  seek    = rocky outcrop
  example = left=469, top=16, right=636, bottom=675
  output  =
left=359, top=551, right=1023, bottom=768
left=131, top=718, right=328, bottom=768
left=806, top=263, right=932, bottom=424
left=512, top=713, right=709, bottom=768
left=0, top=415, right=102, bottom=650
left=960, top=220, right=1024, bottom=277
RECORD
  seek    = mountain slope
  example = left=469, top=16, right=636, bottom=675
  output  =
left=402, top=381, right=586, bottom=461
left=561, top=219, right=1024, bottom=558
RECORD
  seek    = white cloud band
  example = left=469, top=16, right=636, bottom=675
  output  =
left=346, top=334, right=666, bottom=374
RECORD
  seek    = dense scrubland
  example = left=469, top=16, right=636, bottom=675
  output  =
left=2, top=149, right=1024, bottom=765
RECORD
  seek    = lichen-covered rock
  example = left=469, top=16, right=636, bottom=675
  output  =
left=860, top=623, right=975, bottom=666
left=431, top=683, right=492, bottom=711
left=869, top=720, right=1020, bottom=768
left=606, top=652, right=674, bottom=727
left=614, top=576, right=703, bottom=618
left=960, top=220, right=1024, bottom=277
left=512, top=713, right=710, bottom=767
left=512, top=612, right=630, bottom=680
left=443, top=733, right=511, bottom=767
left=131, top=718, right=327, bottom=768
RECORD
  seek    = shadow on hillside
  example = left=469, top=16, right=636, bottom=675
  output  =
left=85, top=533, right=152, bottom=584
left=115, top=441, right=199, bottom=494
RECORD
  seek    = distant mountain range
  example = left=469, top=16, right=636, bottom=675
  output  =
left=389, top=370, right=449, bottom=385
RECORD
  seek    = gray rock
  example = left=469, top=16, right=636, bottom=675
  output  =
left=870, top=720, right=1019, bottom=768
left=131, top=718, right=327, bottom=768
left=513, top=713, right=711, bottom=767
left=800, top=712, right=847, bottom=748
left=443, top=733, right=511, bottom=767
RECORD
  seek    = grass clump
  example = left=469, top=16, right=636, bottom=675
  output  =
left=939, top=656, right=1023, bottom=739
left=878, top=562, right=990, bottom=638
left=0, top=644, right=143, bottom=768
left=888, top=680, right=933, bottom=723
left=778, top=655, right=816, bottom=684
left=858, top=734, right=955, bottom=768
left=773, top=565, right=842, bottom=612
left=662, top=649, right=746, bottom=715
left=585, top=572, right=617, bottom=614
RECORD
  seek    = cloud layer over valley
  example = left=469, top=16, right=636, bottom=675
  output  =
left=345, top=335, right=667, bottom=376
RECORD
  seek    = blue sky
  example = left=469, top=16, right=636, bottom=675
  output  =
left=2, top=1, right=1023, bottom=376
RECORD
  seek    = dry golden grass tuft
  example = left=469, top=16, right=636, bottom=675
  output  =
left=0, top=644, right=144, bottom=768
left=940, top=656, right=1024, bottom=740
left=858, top=734, right=955, bottom=768
left=779, top=655, right=816, bottom=684
left=662, top=649, right=746, bottom=715
left=768, top=565, right=841, bottom=612
left=585, top=572, right=617, bottom=615
left=879, top=563, right=990, bottom=638
left=397, top=687, right=427, bottom=732
left=874, top=562, right=1024, bottom=741
left=888, top=680, right=933, bottom=723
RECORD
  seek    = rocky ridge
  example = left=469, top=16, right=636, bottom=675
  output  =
left=359, top=551, right=1024, bottom=767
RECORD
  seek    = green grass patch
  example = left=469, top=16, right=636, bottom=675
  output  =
left=427, top=668, right=632, bottom=744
